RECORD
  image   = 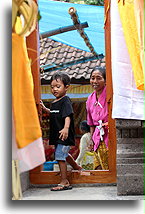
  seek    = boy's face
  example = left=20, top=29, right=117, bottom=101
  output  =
left=50, top=79, right=68, bottom=99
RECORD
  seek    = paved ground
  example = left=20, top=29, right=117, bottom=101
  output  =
left=22, top=184, right=144, bottom=200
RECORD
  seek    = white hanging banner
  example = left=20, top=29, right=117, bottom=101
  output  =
left=111, top=0, right=144, bottom=120
left=12, top=113, right=45, bottom=173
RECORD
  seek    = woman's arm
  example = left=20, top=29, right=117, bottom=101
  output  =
left=90, top=126, right=95, bottom=139
left=89, top=126, right=95, bottom=149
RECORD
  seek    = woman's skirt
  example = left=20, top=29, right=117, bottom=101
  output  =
left=94, top=141, right=109, bottom=170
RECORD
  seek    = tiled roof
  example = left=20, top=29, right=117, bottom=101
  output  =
left=40, top=38, right=106, bottom=84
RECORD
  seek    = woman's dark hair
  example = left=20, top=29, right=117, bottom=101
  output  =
left=80, top=120, right=90, bottom=132
left=50, top=71, right=71, bottom=86
left=90, top=66, right=106, bottom=81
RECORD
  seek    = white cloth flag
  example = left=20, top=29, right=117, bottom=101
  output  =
left=111, top=0, right=144, bottom=120
left=12, top=113, right=45, bottom=173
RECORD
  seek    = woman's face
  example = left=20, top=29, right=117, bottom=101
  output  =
left=90, top=70, right=106, bottom=92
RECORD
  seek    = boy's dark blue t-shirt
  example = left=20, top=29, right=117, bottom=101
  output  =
left=49, top=96, right=75, bottom=146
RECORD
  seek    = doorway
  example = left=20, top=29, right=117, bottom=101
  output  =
left=29, top=0, right=117, bottom=185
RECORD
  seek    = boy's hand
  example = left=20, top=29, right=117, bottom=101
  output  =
left=40, top=100, right=50, bottom=114
left=59, top=127, right=69, bottom=141
left=59, top=117, right=70, bottom=141
left=40, top=100, right=45, bottom=109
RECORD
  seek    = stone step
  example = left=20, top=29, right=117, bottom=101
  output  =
left=117, top=163, right=143, bottom=175
left=116, top=119, right=142, bottom=129
left=117, top=174, right=144, bottom=195
left=117, top=138, right=144, bottom=144
left=117, top=143, right=143, bottom=153
left=117, top=152, right=144, bottom=158
left=117, top=157, right=144, bottom=164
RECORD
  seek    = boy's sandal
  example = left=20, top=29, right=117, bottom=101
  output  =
left=51, top=184, right=73, bottom=191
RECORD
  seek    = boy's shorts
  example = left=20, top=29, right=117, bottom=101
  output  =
left=55, top=144, right=70, bottom=161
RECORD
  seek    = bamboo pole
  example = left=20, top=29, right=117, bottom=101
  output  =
left=68, top=7, right=99, bottom=57
left=12, top=160, right=22, bottom=200
left=40, top=22, right=88, bottom=39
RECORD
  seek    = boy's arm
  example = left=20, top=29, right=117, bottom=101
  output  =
left=64, top=116, right=70, bottom=129
left=59, top=116, right=70, bottom=141
left=40, top=100, right=50, bottom=115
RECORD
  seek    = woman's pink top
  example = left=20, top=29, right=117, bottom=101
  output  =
left=86, top=86, right=108, bottom=151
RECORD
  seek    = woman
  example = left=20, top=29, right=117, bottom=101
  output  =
left=86, top=66, right=109, bottom=170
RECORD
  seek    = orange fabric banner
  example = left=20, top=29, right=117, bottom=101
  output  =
left=12, top=33, right=42, bottom=148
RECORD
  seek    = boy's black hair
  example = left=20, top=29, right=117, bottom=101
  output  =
left=80, top=120, right=90, bottom=132
left=50, top=71, right=71, bottom=86
left=90, top=66, right=106, bottom=81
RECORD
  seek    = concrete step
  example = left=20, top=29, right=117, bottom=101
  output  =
left=22, top=185, right=144, bottom=200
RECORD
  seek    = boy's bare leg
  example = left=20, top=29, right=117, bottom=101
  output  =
left=66, top=154, right=82, bottom=170
left=51, top=160, right=70, bottom=190
left=58, top=160, right=70, bottom=185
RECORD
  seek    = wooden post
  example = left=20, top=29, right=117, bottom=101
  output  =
left=26, top=2, right=40, bottom=105
left=104, top=0, right=117, bottom=176
left=26, top=0, right=43, bottom=176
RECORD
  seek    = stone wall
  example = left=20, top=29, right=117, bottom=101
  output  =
left=116, top=119, right=144, bottom=195
left=20, top=171, right=30, bottom=192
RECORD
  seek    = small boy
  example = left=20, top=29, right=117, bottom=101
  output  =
left=40, top=71, right=82, bottom=191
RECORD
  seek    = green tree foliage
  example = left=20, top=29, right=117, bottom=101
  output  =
left=84, top=0, right=104, bottom=5
left=53, top=0, right=104, bottom=5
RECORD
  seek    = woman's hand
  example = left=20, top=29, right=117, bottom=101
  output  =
left=102, top=122, right=108, bottom=129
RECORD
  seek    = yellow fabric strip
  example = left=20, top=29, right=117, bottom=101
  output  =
left=118, top=0, right=144, bottom=90
left=41, top=84, right=92, bottom=94
left=12, top=33, right=42, bottom=148
left=14, top=16, right=23, bottom=34
left=134, top=0, right=144, bottom=87
left=104, top=0, right=110, bottom=28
